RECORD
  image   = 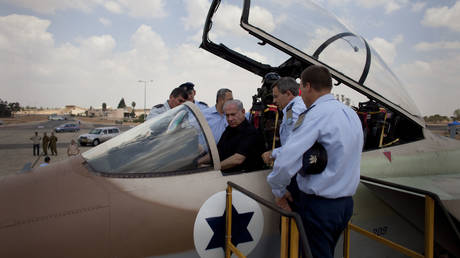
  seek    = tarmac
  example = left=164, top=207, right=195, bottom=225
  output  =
left=0, top=119, right=132, bottom=177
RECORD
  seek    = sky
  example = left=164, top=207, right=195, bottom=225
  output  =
left=0, top=0, right=459, bottom=116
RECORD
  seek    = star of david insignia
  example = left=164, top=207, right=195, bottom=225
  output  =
left=309, top=155, right=318, bottom=164
left=205, top=205, right=254, bottom=251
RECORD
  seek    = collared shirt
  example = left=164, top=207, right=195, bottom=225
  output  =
left=267, top=94, right=363, bottom=199
left=146, top=100, right=170, bottom=121
left=203, top=105, right=228, bottom=143
left=194, top=100, right=209, bottom=112
left=217, top=119, right=266, bottom=172
left=30, top=135, right=41, bottom=145
left=271, top=96, right=306, bottom=159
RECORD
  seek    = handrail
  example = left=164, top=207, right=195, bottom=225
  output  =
left=360, top=175, right=460, bottom=241
left=226, top=181, right=313, bottom=258
left=343, top=175, right=459, bottom=258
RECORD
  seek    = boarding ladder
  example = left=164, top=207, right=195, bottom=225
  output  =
left=343, top=176, right=454, bottom=258
left=225, top=177, right=455, bottom=258
left=224, top=181, right=313, bottom=258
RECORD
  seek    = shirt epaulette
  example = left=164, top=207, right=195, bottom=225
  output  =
left=293, top=105, right=315, bottom=131
left=286, top=102, right=294, bottom=120
left=198, top=101, right=208, bottom=107
left=154, top=104, right=164, bottom=108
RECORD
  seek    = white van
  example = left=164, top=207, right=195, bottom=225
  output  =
left=78, top=127, right=120, bottom=146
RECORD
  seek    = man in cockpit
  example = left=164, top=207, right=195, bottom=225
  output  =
left=146, top=87, right=188, bottom=121
left=178, top=82, right=209, bottom=111
left=202, top=88, right=233, bottom=143
left=217, top=99, right=265, bottom=172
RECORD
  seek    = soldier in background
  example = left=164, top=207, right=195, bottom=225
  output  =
left=146, top=87, right=188, bottom=120
left=179, top=82, right=208, bottom=111
left=49, top=132, right=58, bottom=155
left=42, top=132, right=50, bottom=156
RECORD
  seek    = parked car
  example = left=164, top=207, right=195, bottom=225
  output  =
left=78, top=127, right=120, bottom=146
left=48, top=115, right=65, bottom=121
left=54, top=123, right=80, bottom=133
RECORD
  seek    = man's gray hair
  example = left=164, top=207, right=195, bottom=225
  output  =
left=223, top=99, right=244, bottom=111
left=273, top=77, right=299, bottom=96
left=216, top=88, right=232, bottom=103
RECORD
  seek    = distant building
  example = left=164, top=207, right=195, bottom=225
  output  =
left=107, top=107, right=133, bottom=120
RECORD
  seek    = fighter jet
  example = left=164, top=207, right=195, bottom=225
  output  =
left=1, top=0, right=459, bottom=257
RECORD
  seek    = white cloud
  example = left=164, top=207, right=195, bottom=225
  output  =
left=118, top=0, right=167, bottom=19
left=104, top=1, right=122, bottom=14
left=77, top=35, right=116, bottom=57
left=411, top=2, right=426, bottom=12
left=422, top=2, right=460, bottom=32
left=182, top=0, right=210, bottom=31
left=313, top=0, right=408, bottom=14
left=0, top=0, right=100, bottom=14
left=398, top=55, right=460, bottom=116
left=249, top=6, right=276, bottom=32
left=415, top=41, right=460, bottom=51
left=99, top=17, right=112, bottom=26
left=0, top=0, right=167, bottom=18
left=0, top=14, right=261, bottom=110
left=0, top=14, right=53, bottom=52
left=369, top=34, right=403, bottom=65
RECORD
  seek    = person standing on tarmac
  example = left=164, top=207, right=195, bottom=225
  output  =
left=179, top=82, right=209, bottom=111
left=30, top=131, right=41, bottom=156
left=49, top=132, right=58, bottom=155
left=42, top=132, right=50, bottom=156
left=146, top=87, right=188, bottom=121
left=267, top=65, right=363, bottom=258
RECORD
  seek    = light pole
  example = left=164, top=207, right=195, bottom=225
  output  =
left=138, top=80, right=153, bottom=119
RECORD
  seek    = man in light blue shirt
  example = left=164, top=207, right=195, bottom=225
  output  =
left=261, top=77, right=306, bottom=164
left=202, top=88, right=233, bottom=143
left=179, top=82, right=209, bottom=111
left=267, top=65, right=363, bottom=258
left=146, top=87, right=188, bottom=121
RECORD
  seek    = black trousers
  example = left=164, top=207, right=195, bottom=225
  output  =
left=33, top=144, right=40, bottom=156
left=295, top=192, right=353, bottom=258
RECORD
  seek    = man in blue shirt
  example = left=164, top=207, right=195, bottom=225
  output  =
left=202, top=88, right=233, bottom=143
left=261, top=77, right=306, bottom=164
left=267, top=65, right=363, bottom=258
left=146, top=87, right=188, bottom=120
left=179, top=82, right=209, bottom=111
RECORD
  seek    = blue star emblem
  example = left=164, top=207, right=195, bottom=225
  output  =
left=205, top=205, right=254, bottom=251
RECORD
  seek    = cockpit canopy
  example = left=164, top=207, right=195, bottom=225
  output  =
left=201, top=0, right=423, bottom=125
left=82, top=105, right=212, bottom=176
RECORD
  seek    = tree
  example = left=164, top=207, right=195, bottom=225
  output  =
left=454, top=109, right=460, bottom=120
left=424, top=114, right=449, bottom=123
left=102, top=102, right=107, bottom=112
left=117, top=98, right=126, bottom=109
left=8, top=102, right=20, bottom=112
left=0, top=99, right=11, bottom=117
left=131, top=101, right=136, bottom=109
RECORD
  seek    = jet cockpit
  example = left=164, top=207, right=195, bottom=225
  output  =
left=201, top=0, right=424, bottom=151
